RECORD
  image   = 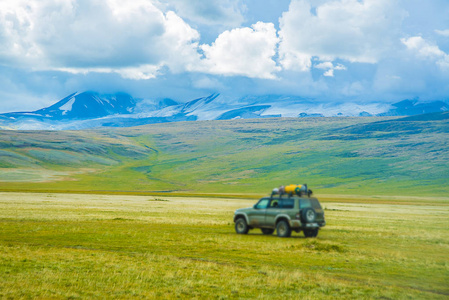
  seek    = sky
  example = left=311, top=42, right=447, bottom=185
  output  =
left=0, top=0, right=448, bottom=113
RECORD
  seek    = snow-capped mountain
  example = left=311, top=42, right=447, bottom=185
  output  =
left=0, top=91, right=448, bottom=130
left=2, top=92, right=136, bottom=121
left=378, top=100, right=449, bottom=116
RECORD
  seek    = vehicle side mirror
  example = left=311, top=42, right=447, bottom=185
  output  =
left=253, top=204, right=257, bottom=209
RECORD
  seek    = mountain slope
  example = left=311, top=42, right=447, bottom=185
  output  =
left=378, top=100, right=449, bottom=116
left=1, top=115, right=448, bottom=197
left=36, top=91, right=136, bottom=119
left=216, top=105, right=274, bottom=120
left=1, top=91, right=448, bottom=130
left=3, top=92, right=137, bottom=121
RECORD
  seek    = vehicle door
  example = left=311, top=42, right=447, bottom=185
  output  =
left=247, top=198, right=270, bottom=227
left=265, top=197, right=281, bottom=225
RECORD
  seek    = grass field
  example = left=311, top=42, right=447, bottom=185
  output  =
left=1, top=192, right=448, bottom=299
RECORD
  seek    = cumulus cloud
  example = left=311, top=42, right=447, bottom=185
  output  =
left=0, top=0, right=201, bottom=78
left=314, top=61, right=346, bottom=77
left=158, top=11, right=202, bottom=73
left=402, top=36, right=449, bottom=70
left=199, top=22, right=280, bottom=79
left=278, top=0, right=406, bottom=71
left=0, top=0, right=273, bottom=80
left=315, top=62, right=333, bottom=70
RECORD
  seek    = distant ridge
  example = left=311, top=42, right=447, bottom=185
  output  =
left=397, top=111, right=449, bottom=121
left=1, top=91, right=136, bottom=121
left=0, top=91, right=448, bottom=130
left=378, top=100, right=449, bottom=117
left=35, top=91, right=136, bottom=119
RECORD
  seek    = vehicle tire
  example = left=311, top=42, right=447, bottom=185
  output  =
left=301, top=207, right=316, bottom=223
left=235, top=218, right=249, bottom=234
left=261, top=228, right=274, bottom=235
left=276, top=220, right=292, bottom=238
left=303, top=228, right=318, bottom=238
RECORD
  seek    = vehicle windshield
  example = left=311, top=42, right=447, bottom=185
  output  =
left=255, top=198, right=270, bottom=209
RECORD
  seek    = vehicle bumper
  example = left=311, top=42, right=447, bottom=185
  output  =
left=290, top=220, right=326, bottom=229
left=304, top=222, right=320, bottom=228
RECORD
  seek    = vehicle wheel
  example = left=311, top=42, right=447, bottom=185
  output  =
left=235, top=218, right=249, bottom=234
left=303, top=228, right=318, bottom=238
left=261, top=228, right=274, bottom=235
left=276, top=220, right=291, bottom=238
left=301, top=207, right=316, bottom=223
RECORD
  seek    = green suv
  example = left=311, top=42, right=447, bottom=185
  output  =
left=234, top=195, right=325, bottom=238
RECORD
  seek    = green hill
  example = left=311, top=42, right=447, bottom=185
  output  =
left=1, top=114, right=448, bottom=197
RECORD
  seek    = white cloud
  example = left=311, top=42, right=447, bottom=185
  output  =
left=334, top=64, right=346, bottom=71
left=0, top=0, right=201, bottom=76
left=0, top=0, right=46, bottom=66
left=43, top=64, right=163, bottom=80
left=277, top=51, right=311, bottom=72
left=198, top=22, right=280, bottom=79
left=323, top=69, right=334, bottom=77
left=401, top=36, right=449, bottom=70
left=314, top=61, right=346, bottom=77
left=402, top=36, right=445, bottom=57
left=315, top=62, right=333, bottom=70
left=0, top=0, right=272, bottom=80
left=159, top=11, right=202, bottom=73
left=435, top=29, right=449, bottom=37
left=279, top=0, right=406, bottom=71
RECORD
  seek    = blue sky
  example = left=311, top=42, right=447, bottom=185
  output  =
left=0, top=0, right=448, bottom=113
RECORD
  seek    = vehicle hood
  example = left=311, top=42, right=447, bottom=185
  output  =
left=235, top=207, right=253, bottom=214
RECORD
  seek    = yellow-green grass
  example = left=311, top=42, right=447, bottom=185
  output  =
left=1, top=192, right=448, bottom=299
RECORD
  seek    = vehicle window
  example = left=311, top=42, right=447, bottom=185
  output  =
left=268, top=198, right=279, bottom=208
left=255, top=198, right=270, bottom=209
left=310, top=199, right=322, bottom=209
left=299, top=199, right=311, bottom=208
left=279, top=198, right=294, bottom=209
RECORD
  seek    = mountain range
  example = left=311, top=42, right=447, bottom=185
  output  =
left=0, top=91, right=448, bottom=130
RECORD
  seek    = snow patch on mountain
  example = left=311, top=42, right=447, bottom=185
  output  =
left=59, top=97, right=75, bottom=115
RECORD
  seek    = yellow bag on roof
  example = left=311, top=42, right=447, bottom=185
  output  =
left=285, top=184, right=302, bottom=195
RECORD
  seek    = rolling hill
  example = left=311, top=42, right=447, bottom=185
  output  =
left=1, top=113, right=448, bottom=197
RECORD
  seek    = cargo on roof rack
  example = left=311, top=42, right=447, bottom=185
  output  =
left=272, top=183, right=313, bottom=197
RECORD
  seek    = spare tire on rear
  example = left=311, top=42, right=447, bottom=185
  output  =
left=301, top=207, right=316, bottom=223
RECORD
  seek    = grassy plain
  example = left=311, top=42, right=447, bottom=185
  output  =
left=1, top=192, right=448, bottom=299
left=1, top=114, right=449, bottom=197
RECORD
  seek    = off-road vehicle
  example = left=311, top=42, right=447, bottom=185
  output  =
left=233, top=193, right=325, bottom=238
